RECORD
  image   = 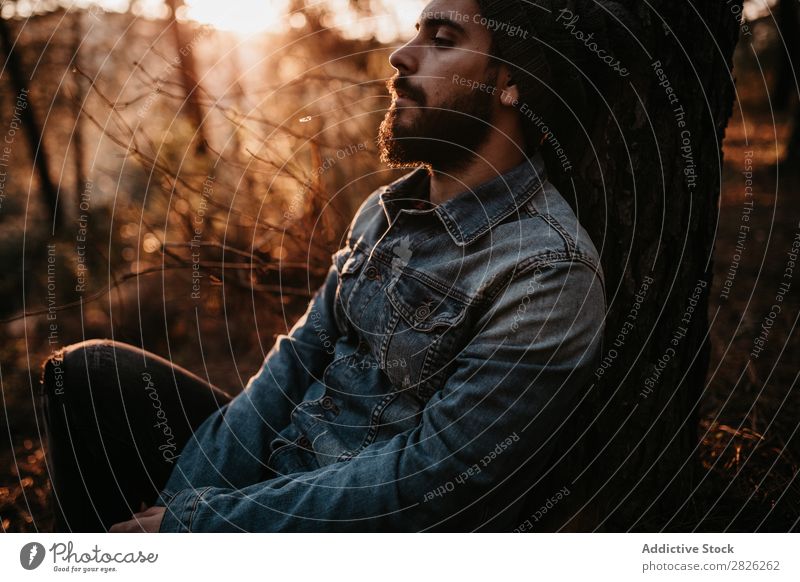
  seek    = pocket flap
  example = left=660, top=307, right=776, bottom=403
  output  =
left=386, top=275, right=467, bottom=332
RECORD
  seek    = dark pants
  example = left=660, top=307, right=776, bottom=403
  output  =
left=37, top=339, right=233, bottom=532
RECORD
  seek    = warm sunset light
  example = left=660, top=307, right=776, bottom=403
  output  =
left=180, top=0, right=289, bottom=36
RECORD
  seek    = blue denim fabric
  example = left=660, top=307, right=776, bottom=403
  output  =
left=154, top=151, right=607, bottom=531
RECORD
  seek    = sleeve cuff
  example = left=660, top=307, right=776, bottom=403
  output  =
left=157, top=487, right=212, bottom=533
left=152, top=488, right=177, bottom=508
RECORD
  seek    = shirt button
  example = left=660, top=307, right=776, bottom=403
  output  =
left=297, top=436, right=312, bottom=449
left=321, top=396, right=335, bottom=410
left=365, top=265, right=380, bottom=280
left=414, top=305, right=431, bottom=320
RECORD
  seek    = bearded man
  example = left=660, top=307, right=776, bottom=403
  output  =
left=40, top=0, right=620, bottom=532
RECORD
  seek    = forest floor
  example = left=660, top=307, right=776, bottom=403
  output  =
left=689, top=98, right=799, bottom=532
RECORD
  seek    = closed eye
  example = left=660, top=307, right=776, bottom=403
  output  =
left=432, top=35, right=455, bottom=47
left=415, top=17, right=463, bottom=48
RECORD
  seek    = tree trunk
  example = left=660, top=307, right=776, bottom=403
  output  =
left=772, top=0, right=799, bottom=111
left=0, top=13, right=62, bottom=230
left=775, top=0, right=800, bottom=166
left=544, top=1, right=742, bottom=531
left=784, top=101, right=800, bottom=166
left=164, top=0, right=208, bottom=155
left=70, top=10, right=88, bottom=204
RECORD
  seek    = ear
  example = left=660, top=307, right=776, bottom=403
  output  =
left=496, top=64, right=520, bottom=107
left=501, top=82, right=520, bottom=107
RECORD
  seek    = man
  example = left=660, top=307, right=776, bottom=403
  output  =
left=39, top=0, right=610, bottom=532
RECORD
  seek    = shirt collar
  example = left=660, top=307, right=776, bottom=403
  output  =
left=378, top=152, right=547, bottom=247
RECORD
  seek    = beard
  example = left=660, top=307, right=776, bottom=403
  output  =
left=378, top=72, right=497, bottom=173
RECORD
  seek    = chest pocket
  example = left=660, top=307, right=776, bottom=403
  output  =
left=382, top=273, right=469, bottom=400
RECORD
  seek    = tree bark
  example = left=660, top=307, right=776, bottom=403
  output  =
left=543, top=1, right=742, bottom=531
left=0, top=13, right=62, bottom=230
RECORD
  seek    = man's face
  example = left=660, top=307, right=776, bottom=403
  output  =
left=378, top=0, right=500, bottom=172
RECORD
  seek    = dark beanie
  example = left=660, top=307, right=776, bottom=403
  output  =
left=475, top=0, right=637, bottom=169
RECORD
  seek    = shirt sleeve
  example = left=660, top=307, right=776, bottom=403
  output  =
left=153, top=256, right=343, bottom=503
left=157, top=257, right=606, bottom=532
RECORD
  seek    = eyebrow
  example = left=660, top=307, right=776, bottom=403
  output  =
left=415, top=16, right=468, bottom=36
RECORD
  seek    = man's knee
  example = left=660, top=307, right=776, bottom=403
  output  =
left=39, top=339, right=116, bottom=401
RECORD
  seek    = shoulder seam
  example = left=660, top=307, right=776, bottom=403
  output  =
left=487, top=254, right=605, bottom=303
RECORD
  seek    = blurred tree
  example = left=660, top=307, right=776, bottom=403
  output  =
left=224, top=40, right=256, bottom=197
left=164, top=0, right=208, bottom=155
left=771, top=0, right=800, bottom=166
left=0, top=7, right=62, bottom=230
left=68, top=9, right=88, bottom=205
left=772, top=0, right=799, bottom=111
left=785, top=106, right=800, bottom=165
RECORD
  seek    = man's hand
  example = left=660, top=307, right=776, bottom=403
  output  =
left=109, top=503, right=166, bottom=533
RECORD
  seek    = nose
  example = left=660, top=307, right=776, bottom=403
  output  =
left=389, top=40, right=417, bottom=76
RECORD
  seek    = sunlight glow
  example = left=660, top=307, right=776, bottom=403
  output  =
left=181, top=0, right=289, bottom=36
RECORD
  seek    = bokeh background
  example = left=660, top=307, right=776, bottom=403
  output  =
left=0, top=0, right=797, bottom=532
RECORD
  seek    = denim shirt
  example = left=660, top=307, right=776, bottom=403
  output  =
left=155, top=152, right=607, bottom=532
